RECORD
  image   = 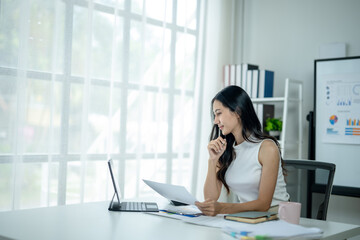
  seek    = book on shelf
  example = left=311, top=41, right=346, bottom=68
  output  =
left=235, top=64, right=241, bottom=86
left=258, top=69, right=274, bottom=98
left=241, top=63, right=259, bottom=91
left=230, top=65, right=236, bottom=85
left=246, top=70, right=253, bottom=97
left=223, top=63, right=260, bottom=91
left=223, top=64, right=241, bottom=87
left=251, top=69, right=259, bottom=98
left=223, top=65, right=230, bottom=87
left=224, top=211, right=278, bottom=224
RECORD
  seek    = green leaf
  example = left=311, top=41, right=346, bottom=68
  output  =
left=264, top=118, right=283, bottom=131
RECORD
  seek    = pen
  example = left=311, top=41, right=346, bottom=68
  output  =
left=239, top=231, right=253, bottom=239
left=222, top=230, right=238, bottom=238
left=223, top=229, right=252, bottom=239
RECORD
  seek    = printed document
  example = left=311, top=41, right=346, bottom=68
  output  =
left=143, top=179, right=198, bottom=205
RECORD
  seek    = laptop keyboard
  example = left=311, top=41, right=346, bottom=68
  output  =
left=121, top=202, right=146, bottom=211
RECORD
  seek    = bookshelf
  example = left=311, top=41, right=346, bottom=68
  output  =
left=252, top=78, right=303, bottom=158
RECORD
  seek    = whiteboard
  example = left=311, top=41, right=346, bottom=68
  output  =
left=314, top=56, right=360, bottom=195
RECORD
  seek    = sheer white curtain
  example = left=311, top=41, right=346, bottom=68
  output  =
left=0, top=0, right=203, bottom=210
left=193, top=0, right=240, bottom=202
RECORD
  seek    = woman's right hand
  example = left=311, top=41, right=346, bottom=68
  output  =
left=207, top=137, right=227, bottom=162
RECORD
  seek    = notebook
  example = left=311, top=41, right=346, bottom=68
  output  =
left=107, top=159, right=159, bottom=212
left=224, top=211, right=278, bottom=224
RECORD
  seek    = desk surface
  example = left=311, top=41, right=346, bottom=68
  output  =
left=0, top=201, right=359, bottom=240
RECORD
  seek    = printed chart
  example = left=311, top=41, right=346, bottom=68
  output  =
left=321, top=75, right=360, bottom=144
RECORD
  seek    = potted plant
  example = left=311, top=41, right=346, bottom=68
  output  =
left=264, top=117, right=283, bottom=140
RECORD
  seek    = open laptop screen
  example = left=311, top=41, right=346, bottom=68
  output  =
left=107, top=159, right=159, bottom=212
left=108, top=159, right=121, bottom=204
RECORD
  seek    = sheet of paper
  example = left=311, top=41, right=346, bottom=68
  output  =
left=148, top=210, right=322, bottom=239
left=183, top=215, right=323, bottom=239
left=183, top=214, right=238, bottom=228
left=143, top=179, right=198, bottom=205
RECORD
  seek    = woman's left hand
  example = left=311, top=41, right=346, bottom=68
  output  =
left=195, top=199, right=222, bottom=216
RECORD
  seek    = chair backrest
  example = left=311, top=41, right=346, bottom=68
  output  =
left=283, top=159, right=336, bottom=220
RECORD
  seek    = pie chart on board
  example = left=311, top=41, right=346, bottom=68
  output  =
left=329, top=115, right=338, bottom=125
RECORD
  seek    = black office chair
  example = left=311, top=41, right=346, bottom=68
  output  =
left=283, top=159, right=336, bottom=220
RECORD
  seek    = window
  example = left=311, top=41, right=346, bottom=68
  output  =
left=0, top=0, right=201, bottom=210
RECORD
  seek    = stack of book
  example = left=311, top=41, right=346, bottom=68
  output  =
left=223, top=63, right=275, bottom=131
left=224, top=211, right=278, bottom=224
left=222, top=63, right=274, bottom=99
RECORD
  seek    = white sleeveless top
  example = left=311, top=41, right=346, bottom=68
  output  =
left=225, top=139, right=289, bottom=207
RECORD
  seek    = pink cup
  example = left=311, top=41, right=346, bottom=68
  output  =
left=278, top=202, right=301, bottom=224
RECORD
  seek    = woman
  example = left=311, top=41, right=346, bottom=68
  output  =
left=195, top=85, right=289, bottom=216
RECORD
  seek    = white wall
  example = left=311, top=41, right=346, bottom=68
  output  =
left=238, top=0, right=360, bottom=233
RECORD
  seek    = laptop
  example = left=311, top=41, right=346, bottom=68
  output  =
left=107, top=159, right=159, bottom=212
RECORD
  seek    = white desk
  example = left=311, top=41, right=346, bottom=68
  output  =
left=0, top=201, right=359, bottom=240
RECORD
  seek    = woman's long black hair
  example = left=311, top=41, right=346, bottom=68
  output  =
left=210, top=85, right=286, bottom=194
